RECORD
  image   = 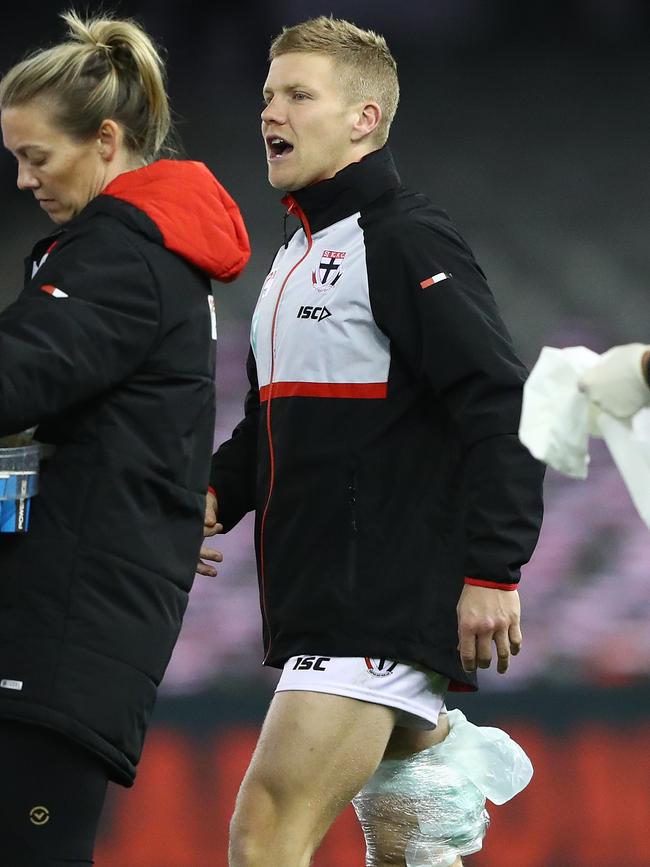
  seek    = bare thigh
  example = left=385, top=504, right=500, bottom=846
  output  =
left=383, top=711, right=450, bottom=759
left=230, top=690, right=399, bottom=866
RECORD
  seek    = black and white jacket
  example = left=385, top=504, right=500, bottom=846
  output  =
left=0, top=160, right=249, bottom=784
left=211, top=146, right=544, bottom=689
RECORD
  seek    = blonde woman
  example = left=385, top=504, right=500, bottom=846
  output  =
left=0, top=11, right=249, bottom=864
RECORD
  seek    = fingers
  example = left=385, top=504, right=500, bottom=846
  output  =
left=201, top=545, right=223, bottom=562
left=509, top=621, right=523, bottom=656
left=477, top=631, right=496, bottom=670
left=196, top=545, right=223, bottom=578
left=204, top=491, right=221, bottom=536
left=459, top=631, right=508, bottom=673
left=204, top=499, right=217, bottom=524
left=459, top=628, right=505, bottom=673
left=459, top=631, right=478, bottom=673
left=199, top=491, right=223, bottom=574
left=457, top=586, right=522, bottom=675
left=494, top=629, right=511, bottom=674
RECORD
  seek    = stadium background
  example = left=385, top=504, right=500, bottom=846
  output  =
left=2, top=1, right=650, bottom=864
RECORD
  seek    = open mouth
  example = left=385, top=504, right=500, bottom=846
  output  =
left=267, top=136, right=294, bottom=160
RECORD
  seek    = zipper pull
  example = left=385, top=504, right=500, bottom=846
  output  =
left=281, top=194, right=294, bottom=248
left=280, top=194, right=312, bottom=248
left=283, top=211, right=289, bottom=249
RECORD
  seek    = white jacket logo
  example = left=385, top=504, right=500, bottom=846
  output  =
left=312, top=250, right=345, bottom=292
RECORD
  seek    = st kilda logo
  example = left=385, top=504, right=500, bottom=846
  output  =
left=312, top=249, right=346, bottom=292
left=364, top=658, right=398, bottom=677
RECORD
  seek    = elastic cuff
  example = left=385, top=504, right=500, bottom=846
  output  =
left=464, top=576, right=519, bottom=591
left=207, top=485, right=217, bottom=498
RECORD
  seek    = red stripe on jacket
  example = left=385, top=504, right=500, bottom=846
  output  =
left=260, top=381, right=388, bottom=401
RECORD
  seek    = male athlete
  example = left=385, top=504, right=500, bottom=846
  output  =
left=200, top=17, right=544, bottom=867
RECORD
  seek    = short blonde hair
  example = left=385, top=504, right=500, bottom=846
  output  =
left=269, top=16, right=399, bottom=146
left=0, top=10, right=173, bottom=162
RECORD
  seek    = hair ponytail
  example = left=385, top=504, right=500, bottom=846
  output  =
left=0, top=9, right=175, bottom=162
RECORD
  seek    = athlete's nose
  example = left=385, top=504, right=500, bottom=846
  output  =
left=261, top=96, right=286, bottom=126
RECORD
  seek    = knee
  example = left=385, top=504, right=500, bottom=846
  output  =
left=228, top=786, right=274, bottom=866
left=228, top=778, right=315, bottom=867
left=228, top=825, right=259, bottom=867
left=229, top=816, right=268, bottom=867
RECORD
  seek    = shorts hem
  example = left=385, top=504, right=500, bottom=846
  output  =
left=274, top=682, right=444, bottom=728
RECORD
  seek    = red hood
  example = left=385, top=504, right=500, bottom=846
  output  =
left=103, top=160, right=250, bottom=282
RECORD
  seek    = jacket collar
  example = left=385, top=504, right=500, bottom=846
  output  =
left=283, top=146, right=401, bottom=236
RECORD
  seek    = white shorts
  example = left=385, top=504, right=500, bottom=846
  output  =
left=275, top=655, right=449, bottom=730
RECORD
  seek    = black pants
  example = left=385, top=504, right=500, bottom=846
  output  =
left=0, top=720, right=109, bottom=866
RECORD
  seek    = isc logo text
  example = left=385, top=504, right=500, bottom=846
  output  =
left=296, top=305, right=332, bottom=322
left=292, top=656, right=331, bottom=671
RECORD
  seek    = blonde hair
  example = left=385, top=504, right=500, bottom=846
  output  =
left=269, top=16, right=399, bottom=146
left=0, top=10, right=173, bottom=162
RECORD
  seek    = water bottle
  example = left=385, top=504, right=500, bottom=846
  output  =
left=0, top=444, right=40, bottom=533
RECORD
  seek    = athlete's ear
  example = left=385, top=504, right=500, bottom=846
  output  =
left=350, top=101, right=381, bottom=142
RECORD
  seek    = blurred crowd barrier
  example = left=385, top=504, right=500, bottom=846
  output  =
left=95, top=686, right=650, bottom=867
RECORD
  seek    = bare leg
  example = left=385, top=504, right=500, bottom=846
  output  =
left=383, top=712, right=450, bottom=759
left=228, top=690, right=398, bottom=867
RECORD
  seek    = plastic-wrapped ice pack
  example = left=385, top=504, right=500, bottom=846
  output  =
left=352, top=709, right=533, bottom=867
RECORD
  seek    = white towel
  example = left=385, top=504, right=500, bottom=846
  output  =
left=519, top=346, right=650, bottom=528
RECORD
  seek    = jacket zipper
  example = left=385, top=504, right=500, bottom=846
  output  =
left=259, top=196, right=313, bottom=663
left=348, top=472, right=358, bottom=534
left=347, top=471, right=358, bottom=590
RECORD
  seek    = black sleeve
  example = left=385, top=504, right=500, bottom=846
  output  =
left=0, top=223, right=159, bottom=437
left=209, top=347, right=260, bottom=531
left=367, top=217, right=544, bottom=584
